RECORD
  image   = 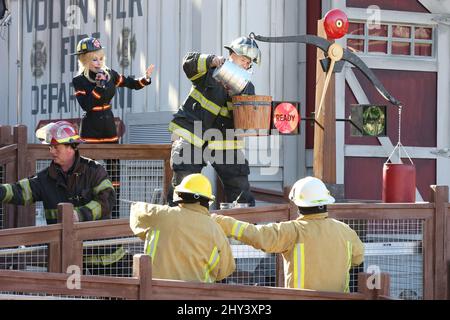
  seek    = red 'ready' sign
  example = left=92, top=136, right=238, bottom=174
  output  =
left=273, top=102, right=300, bottom=134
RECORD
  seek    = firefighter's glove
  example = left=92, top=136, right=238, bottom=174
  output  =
left=211, top=56, right=226, bottom=68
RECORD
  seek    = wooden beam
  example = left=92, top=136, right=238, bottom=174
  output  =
left=150, top=279, right=366, bottom=300
left=163, top=158, right=172, bottom=203
left=250, top=187, right=287, bottom=204
left=212, top=204, right=291, bottom=223
left=48, top=241, right=62, bottom=273
left=276, top=254, right=284, bottom=287
left=0, top=126, right=15, bottom=229
left=0, top=224, right=61, bottom=247
left=357, top=272, right=391, bottom=300
left=313, top=19, right=336, bottom=183
left=59, top=203, right=82, bottom=272
left=423, top=215, right=435, bottom=299
left=431, top=185, right=448, bottom=299
left=0, top=270, right=139, bottom=299
left=14, top=125, right=34, bottom=227
left=133, top=254, right=153, bottom=300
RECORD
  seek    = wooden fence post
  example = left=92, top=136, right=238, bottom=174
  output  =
left=48, top=241, right=62, bottom=273
left=288, top=201, right=298, bottom=220
left=283, top=186, right=291, bottom=202
left=275, top=254, right=285, bottom=287
left=59, top=203, right=83, bottom=273
left=313, top=19, right=336, bottom=184
left=358, top=272, right=391, bottom=300
left=431, top=185, right=448, bottom=300
left=133, top=254, right=153, bottom=300
left=163, top=158, right=172, bottom=204
left=0, top=126, right=16, bottom=229
left=14, top=125, right=33, bottom=227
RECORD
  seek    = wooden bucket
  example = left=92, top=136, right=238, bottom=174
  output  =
left=232, top=95, right=272, bottom=136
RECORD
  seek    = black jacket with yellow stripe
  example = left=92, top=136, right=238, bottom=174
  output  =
left=0, top=151, right=116, bottom=225
left=169, top=52, right=255, bottom=150
left=73, top=69, right=151, bottom=143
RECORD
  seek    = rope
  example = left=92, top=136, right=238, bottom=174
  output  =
left=398, top=105, right=402, bottom=159
left=398, top=105, right=403, bottom=144
left=118, top=199, right=137, bottom=205
left=386, top=105, right=413, bottom=165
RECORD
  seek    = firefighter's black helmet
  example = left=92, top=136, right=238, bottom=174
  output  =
left=71, top=37, right=104, bottom=56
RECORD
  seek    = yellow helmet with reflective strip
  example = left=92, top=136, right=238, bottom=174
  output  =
left=289, top=176, right=335, bottom=207
left=174, top=174, right=215, bottom=201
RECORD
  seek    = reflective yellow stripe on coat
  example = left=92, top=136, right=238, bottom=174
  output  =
left=219, top=107, right=231, bottom=118
left=2, top=184, right=13, bottom=203
left=293, top=243, right=305, bottom=289
left=190, top=54, right=209, bottom=81
left=231, top=221, right=248, bottom=240
left=345, top=241, right=352, bottom=293
left=83, top=246, right=126, bottom=266
left=189, top=87, right=222, bottom=116
left=19, top=179, right=33, bottom=205
left=207, top=140, right=245, bottom=150
left=45, top=209, right=58, bottom=220
left=168, top=122, right=205, bottom=148
left=84, top=200, right=102, bottom=220
left=144, top=229, right=160, bottom=263
left=93, top=179, right=114, bottom=195
left=204, top=246, right=220, bottom=283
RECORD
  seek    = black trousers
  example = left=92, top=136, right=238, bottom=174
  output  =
left=167, top=138, right=255, bottom=207
left=84, top=140, right=121, bottom=219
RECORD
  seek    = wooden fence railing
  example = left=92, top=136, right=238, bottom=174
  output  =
left=1, top=198, right=448, bottom=299
left=231, top=185, right=450, bottom=300
left=1, top=125, right=449, bottom=299
left=0, top=253, right=390, bottom=300
left=1, top=124, right=172, bottom=228
left=0, top=203, right=292, bottom=275
left=250, top=186, right=291, bottom=204
left=0, top=125, right=28, bottom=229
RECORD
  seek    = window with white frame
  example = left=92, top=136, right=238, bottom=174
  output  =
left=346, top=21, right=434, bottom=58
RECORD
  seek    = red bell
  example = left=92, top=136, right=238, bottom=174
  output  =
left=323, top=9, right=349, bottom=40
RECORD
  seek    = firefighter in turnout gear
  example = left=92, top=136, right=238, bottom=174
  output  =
left=168, top=36, right=261, bottom=207
left=72, top=37, right=154, bottom=219
left=211, top=176, right=365, bottom=292
left=72, top=37, right=155, bottom=143
left=0, top=121, right=127, bottom=275
left=130, top=174, right=235, bottom=282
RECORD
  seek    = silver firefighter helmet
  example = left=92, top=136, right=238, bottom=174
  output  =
left=224, top=36, right=261, bottom=66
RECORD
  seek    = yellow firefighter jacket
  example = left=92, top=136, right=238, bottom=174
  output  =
left=130, top=202, right=235, bottom=282
left=211, top=212, right=364, bottom=292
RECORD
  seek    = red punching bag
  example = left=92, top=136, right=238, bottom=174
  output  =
left=382, top=105, right=416, bottom=203
left=382, top=162, right=416, bottom=203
